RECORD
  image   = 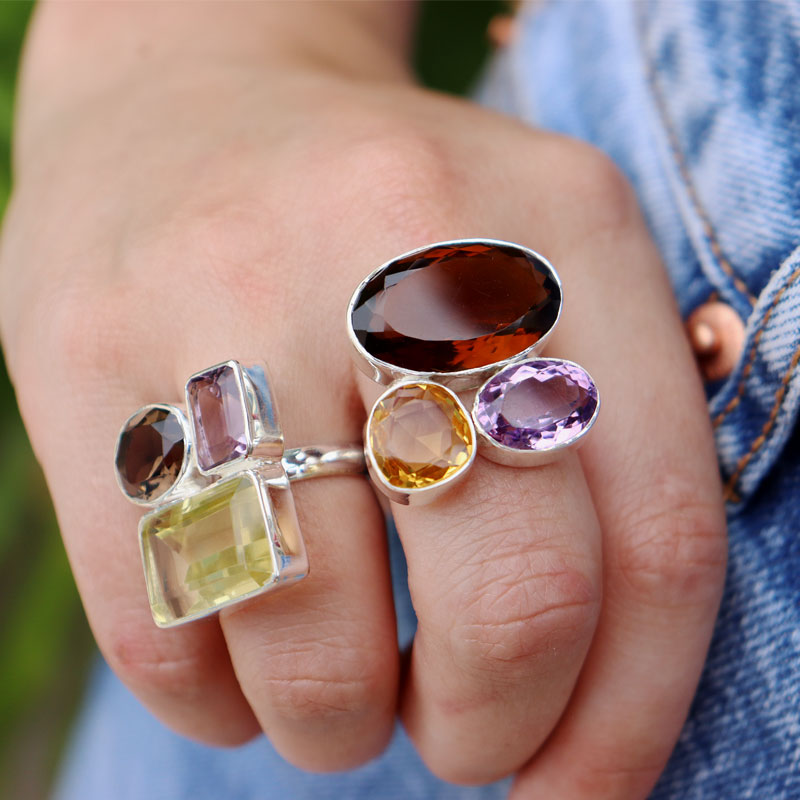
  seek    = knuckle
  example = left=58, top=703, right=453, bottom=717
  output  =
left=43, top=285, right=136, bottom=380
left=40, top=208, right=271, bottom=382
left=331, top=127, right=461, bottom=239
left=107, top=633, right=212, bottom=702
left=154, top=204, right=279, bottom=310
left=258, top=635, right=393, bottom=724
left=432, top=471, right=601, bottom=676
left=550, top=139, right=639, bottom=237
left=125, top=202, right=280, bottom=322
left=265, top=673, right=380, bottom=725
left=450, top=551, right=599, bottom=674
left=106, top=629, right=258, bottom=747
left=613, top=478, right=728, bottom=607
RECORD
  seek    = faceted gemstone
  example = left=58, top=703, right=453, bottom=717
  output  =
left=187, top=364, right=249, bottom=471
left=368, top=382, right=474, bottom=489
left=351, top=242, right=561, bottom=372
left=115, top=407, right=185, bottom=502
left=141, top=473, right=276, bottom=626
left=475, top=360, right=598, bottom=450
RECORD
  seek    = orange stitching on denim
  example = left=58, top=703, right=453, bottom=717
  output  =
left=635, top=5, right=757, bottom=307
left=712, top=265, right=800, bottom=429
left=724, top=339, right=800, bottom=501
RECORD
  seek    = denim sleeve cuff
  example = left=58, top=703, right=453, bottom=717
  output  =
left=710, top=244, right=800, bottom=507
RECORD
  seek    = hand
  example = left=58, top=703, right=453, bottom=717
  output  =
left=0, top=4, right=726, bottom=796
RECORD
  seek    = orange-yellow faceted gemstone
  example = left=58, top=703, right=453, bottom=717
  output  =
left=369, top=383, right=473, bottom=489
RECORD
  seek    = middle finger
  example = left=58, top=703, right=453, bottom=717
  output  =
left=389, top=451, right=602, bottom=785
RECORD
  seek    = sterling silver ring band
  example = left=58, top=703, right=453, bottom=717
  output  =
left=282, top=446, right=366, bottom=481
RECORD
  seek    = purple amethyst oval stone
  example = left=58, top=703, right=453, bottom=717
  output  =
left=475, top=360, right=598, bottom=450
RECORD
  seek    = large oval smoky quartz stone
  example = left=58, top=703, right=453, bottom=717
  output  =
left=350, top=241, right=561, bottom=374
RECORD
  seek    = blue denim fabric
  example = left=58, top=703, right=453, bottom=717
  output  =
left=481, top=0, right=800, bottom=796
left=56, top=1, right=800, bottom=797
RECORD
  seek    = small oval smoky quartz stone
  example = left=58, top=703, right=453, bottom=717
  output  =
left=116, top=406, right=186, bottom=502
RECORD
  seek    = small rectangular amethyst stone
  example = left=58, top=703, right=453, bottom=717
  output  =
left=187, top=363, right=250, bottom=471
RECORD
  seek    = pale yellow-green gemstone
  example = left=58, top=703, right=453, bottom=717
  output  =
left=140, top=472, right=275, bottom=626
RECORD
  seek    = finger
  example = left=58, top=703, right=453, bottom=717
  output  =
left=176, top=251, right=400, bottom=771
left=221, top=473, right=399, bottom=772
left=13, top=347, right=259, bottom=746
left=358, top=410, right=603, bottom=786
left=512, top=203, right=727, bottom=798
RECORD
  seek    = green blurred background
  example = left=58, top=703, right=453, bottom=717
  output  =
left=0, top=2, right=506, bottom=798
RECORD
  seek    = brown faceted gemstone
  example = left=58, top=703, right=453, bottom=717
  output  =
left=116, top=407, right=185, bottom=502
left=351, top=242, right=561, bottom=373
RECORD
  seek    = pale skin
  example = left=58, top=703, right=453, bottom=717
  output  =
left=0, top=3, right=728, bottom=797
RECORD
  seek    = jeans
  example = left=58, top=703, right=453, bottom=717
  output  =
left=55, top=1, right=800, bottom=797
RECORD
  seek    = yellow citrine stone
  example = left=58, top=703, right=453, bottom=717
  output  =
left=140, top=472, right=278, bottom=627
left=368, top=382, right=474, bottom=490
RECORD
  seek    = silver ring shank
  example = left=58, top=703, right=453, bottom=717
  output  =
left=282, top=446, right=366, bottom=481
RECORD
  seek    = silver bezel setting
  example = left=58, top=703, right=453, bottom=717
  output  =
left=139, top=467, right=308, bottom=629
left=364, top=380, right=477, bottom=506
left=346, top=238, right=564, bottom=392
left=471, top=358, right=601, bottom=468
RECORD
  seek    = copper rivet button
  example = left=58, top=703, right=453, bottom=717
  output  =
left=488, top=14, right=517, bottom=47
left=686, top=301, right=746, bottom=382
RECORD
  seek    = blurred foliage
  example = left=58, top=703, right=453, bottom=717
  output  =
left=0, top=1, right=33, bottom=219
left=0, top=5, right=96, bottom=798
left=0, top=2, right=505, bottom=798
left=414, top=0, right=507, bottom=94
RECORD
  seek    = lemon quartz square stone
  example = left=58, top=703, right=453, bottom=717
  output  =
left=140, top=472, right=277, bottom=627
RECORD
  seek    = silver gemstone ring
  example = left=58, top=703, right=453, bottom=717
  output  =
left=346, top=238, right=600, bottom=505
left=114, top=359, right=365, bottom=628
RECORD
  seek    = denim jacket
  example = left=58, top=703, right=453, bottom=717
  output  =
left=481, top=1, right=800, bottom=796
